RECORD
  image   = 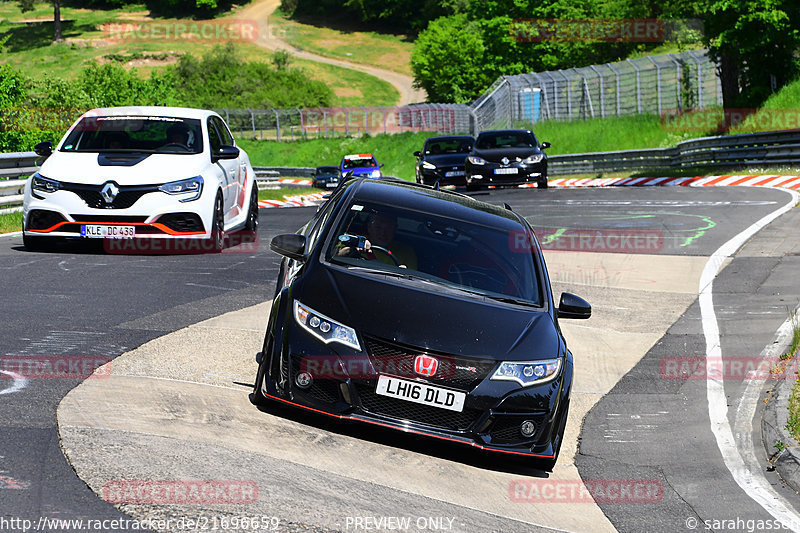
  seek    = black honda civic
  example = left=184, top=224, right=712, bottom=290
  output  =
left=252, top=177, right=590, bottom=470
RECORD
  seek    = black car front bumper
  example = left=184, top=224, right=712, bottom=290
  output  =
left=260, top=317, right=572, bottom=459
left=465, top=161, right=547, bottom=188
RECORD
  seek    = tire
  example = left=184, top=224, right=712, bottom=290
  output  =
left=538, top=399, right=569, bottom=472
left=23, top=233, right=55, bottom=252
left=465, top=182, right=481, bottom=192
left=244, top=186, right=259, bottom=232
left=207, top=193, right=224, bottom=253
left=538, top=178, right=549, bottom=189
left=251, top=334, right=273, bottom=407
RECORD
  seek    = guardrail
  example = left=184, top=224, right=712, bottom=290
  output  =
left=2, top=129, right=798, bottom=213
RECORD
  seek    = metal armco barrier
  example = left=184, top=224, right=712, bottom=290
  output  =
left=2, top=129, right=799, bottom=213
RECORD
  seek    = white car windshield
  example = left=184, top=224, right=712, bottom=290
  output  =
left=60, top=116, right=204, bottom=155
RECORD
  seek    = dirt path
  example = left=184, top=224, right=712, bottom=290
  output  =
left=234, top=0, right=427, bottom=105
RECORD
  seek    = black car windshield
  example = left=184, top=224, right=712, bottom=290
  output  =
left=476, top=132, right=537, bottom=150
left=326, top=201, right=541, bottom=306
left=425, top=138, right=473, bottom=155
left=60, top=116, right=204, bottom=154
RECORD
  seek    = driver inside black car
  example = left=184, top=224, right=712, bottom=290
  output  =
left=337, top=212, right=418, bottom=270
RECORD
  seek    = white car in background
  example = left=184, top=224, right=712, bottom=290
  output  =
left=22, top=106, right=259, bottom=252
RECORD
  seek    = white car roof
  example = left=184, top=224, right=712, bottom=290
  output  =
left=80, top=106, right=218, bottom=120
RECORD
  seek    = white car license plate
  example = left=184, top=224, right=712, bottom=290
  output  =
left=494, top=168, right=518, bottom=175
left=444, top=170, right=465, bottom=177
left=375, top=375, right=465, bottom=412
left=326, top=182, right=339, bottom=188
left=80, top=225, right=136, bottom=239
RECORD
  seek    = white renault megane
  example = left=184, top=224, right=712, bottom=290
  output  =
left=22, top=106, right=259, bottom=252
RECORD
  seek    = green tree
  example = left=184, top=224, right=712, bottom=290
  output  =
left=703, top=0, right=800, bottom=106
left=18, top=0, right=62, bottom=42
left=410, top=15, right=489, bottom=102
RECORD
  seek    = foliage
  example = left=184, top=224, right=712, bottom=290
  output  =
left=0, top=64, right=27, bottom=109
left=171, top=44, right=334, bottom=108
left=703, top=0, right=800, bottom=107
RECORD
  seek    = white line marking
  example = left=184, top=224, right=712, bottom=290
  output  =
left=0, top=370, right=28, bottom=395
left=701, top=187, right=800, bottom=529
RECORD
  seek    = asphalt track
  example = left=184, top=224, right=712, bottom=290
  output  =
left=2, top=185, right=800, bottom=532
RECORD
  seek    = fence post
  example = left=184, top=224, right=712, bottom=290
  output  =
left=247, top=108, right=255, bottom=137
left=589, top=65, right=604, bottom=118
left=606, top=63, right=621, bottom=116
left=627, top=59, right=642, bottom=114
left=647, top=56, right=662, bottom=115
left=298, top=108, right=305, bottom=139
left=560, top=71, right=572, bottom=120
left=543, top=71, right=558, bottom=120
left=688, top=50, right=705, bottom=109
left=667, top=54, right=683, bottom=111
left=273, top=109, right=281, bottom=142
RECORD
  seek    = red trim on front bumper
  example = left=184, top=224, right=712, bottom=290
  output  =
left=262, top=392, right=554, bottom=459
left=28, top=220, right=205, bottom=236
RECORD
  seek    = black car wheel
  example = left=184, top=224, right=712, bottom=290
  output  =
left=538, top=178, right=549, bottom=189
left=251, top=334, right=274, bottom=407
left=208, top=193, right=224, bottom=253
left=245, top=186, right=259, bottom=232
left=466, top=181, right=482, bottom=192
left=23, top=233, right=56, bottom=252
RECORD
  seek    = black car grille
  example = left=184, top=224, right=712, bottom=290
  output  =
left=70, top=215, right=148, bottom=223
left=488, top=414, right=547, bottom=444
left=354, top=382, right=481, bottom=431
left=290, top=354, right=341, bottom=404
left=364, top=337, right=496, bottom=391
left=61, top=182, right=160, bottom=209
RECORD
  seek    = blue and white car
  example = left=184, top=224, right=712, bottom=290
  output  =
left=22, top=106, right=259, bottom=252
left=339, top=153, right=383, bottom=179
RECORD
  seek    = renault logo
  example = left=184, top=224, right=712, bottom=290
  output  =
left=501, top=157, right=510, bottom=165
left=101, top=182, right=119, bottom=204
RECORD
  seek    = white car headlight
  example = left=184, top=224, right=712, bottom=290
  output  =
left=523, top=154, right=544, bottom=164
left=370, top=169, right=382, bottom=178
left=294, top=301, right=361, bottom=351
left=490, top=359, right=561, bottom=387
left=467, top=156, right=486, bottom=165
left=159, top=176, right=203, bottom=202
left=31, top=173, right=62, bottom=193
left=421, top=161, right=437, bottom=170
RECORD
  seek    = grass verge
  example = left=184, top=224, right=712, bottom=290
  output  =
left=784, top=308, right=800, bottom=442
left=0, top=211, right=23, bottom=234
left=258, top=187, right=319, bottom=201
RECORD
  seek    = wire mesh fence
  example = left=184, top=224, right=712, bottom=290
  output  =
left=218, top=48, right=721, bottom=140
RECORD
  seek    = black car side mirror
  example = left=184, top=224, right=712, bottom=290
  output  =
left=540, top=141, right=551, bottom=150
left=557, top=292, right=591, bottom=319
left=213, top=144, right=239, bottom=162
left=34, top=141, right=53, bottom=157
left=413, top=151, right=421, bottom=157
left=270, top=234, right=307, bottom=262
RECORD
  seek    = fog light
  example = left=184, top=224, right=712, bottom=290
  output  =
left=520, top=420, right=536, bottom=437
left=295, top=372, right=313, bottom=389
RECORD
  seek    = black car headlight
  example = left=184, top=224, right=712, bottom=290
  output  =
left=31, top=173, right=62, bottom=193
left=490, top=359, right=561, bottom=387
left=421, top=161, right=437, bottom=170
left=159, top=176, right=203, bottom=202
left=523, top=154, right=544, bottom=164
left=294, top=301, right=361, bottom=351
left=467, top=156, right=486, bottom=165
